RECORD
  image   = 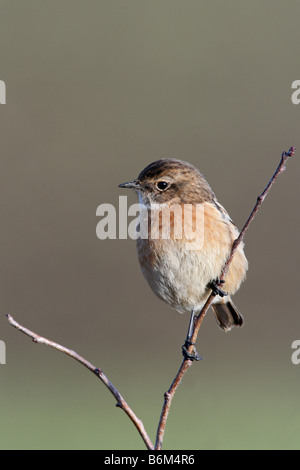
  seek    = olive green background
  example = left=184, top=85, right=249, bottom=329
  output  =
left=0, top=0, right=299, bottom=450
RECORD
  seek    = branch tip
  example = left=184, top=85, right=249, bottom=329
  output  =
left=6, top=312, right=154, bottom=450
left=285, top=146, right=295, bottom=157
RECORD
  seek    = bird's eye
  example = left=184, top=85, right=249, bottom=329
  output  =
left=156, top=181, right=170, bottom=191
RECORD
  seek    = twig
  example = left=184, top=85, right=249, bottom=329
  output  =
left=6, top=147, right=294, bottom=450
left=155, top=146, right=295, bottom=450
left=6, top=314, right=154, bottom=450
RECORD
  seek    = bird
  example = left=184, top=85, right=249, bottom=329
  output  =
left=119, top=159, right=248, bottom=359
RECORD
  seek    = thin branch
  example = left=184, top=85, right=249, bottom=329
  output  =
left=6, top=314, right=154, bottom=450
left=6, top=147, right=295, bottom=451
left=155, top=146, right=295, bottom=450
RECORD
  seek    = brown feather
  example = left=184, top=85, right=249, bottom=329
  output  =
left=212, top=301, right=244, bottom=332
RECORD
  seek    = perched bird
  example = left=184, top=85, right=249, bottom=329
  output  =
left=119, top=159, right=248, bottom=358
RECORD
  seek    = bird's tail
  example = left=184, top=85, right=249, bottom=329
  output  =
left=212, top=300, right=244, bottom=332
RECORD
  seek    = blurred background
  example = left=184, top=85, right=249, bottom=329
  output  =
left=0, top=0, right=299, bottom=450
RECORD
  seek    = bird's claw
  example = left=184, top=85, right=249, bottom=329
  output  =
left=208, top=279, right=228, bottom=297
left=182, top=340, right=202, bottom=361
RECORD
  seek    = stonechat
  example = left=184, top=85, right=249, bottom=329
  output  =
left=119, top=159, right=248, bottom=357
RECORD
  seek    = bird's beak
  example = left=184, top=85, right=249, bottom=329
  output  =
left=118, top=180, right=141, bottom=190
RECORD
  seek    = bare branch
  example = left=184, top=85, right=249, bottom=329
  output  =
left=155, top=146, right=295, bottom=450
left=7, top=147, right=295, bottom=451
left=6, top=314, right=154, bottom=450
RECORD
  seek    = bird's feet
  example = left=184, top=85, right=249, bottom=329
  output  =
left=208, top=279, right=228, bottom=297
left=182, top=309, right=202, bottom=361
left=182, top=340, right=202, bottom=361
